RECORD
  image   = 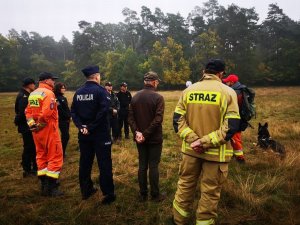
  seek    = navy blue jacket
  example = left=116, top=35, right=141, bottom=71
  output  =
left=71, top=81, right=111, bottom=141
left=14, top=88, right=30, bottom=133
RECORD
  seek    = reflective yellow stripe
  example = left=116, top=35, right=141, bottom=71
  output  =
left=234, top=150, right=243, bottom=156
left=37, top=168, right=47, bottom=176
left=46, top=171, right=60, bottom=179
left=225, top=112, right=240, bottom=119
left=27, top=118, right=35, bottom=126
left=196, top=218, right=215, bottom=225
left=209, top=132, right=219, bottom=146
left=220, top=144, right=226, bottom=162
left=205, top=148, right=233, bottom=156
left=220, top=96, right=227, bottom=125
left=175, top=107, right=186, bottom=115
left=173, top=200, right=190, bottom=218
left=180, top=127, right=193, bottom=139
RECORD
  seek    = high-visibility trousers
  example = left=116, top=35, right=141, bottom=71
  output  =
left=173, top=154, right=228, bottom=225
left=230, top=132, right=244, bottom=156
left=32, top=120, right=63, bottom=179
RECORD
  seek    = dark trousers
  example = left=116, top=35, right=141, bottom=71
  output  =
left=118, top=111, right=129, bottom=138
left=79, top=139, right=114, bottom=197
left=21, top=131, right=37, bottom=172
left=59, top=121, right=70, bottom=157
left=137, top=143, right=162, bottom=197
left=110, top=116, right=119, bottom=140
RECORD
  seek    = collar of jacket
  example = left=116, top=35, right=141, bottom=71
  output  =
left=85, top=80, right=100, bottom=86
left=39, top=82, right=54, bottom=91
left=21, top=88, right=30, bottom=95
left=200, top=73, right=222, bottom=82
left=143, top=84, right=156, bottom=91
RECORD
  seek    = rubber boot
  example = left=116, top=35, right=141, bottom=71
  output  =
left=39, top=176, right=49, bottom=196
left=48, top=177, right=64, bottom=197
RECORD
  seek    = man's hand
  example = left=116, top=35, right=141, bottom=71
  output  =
left=29, top=123, right=46, bottom=132
left=135, top=131, right=145, bottom=144
left=80, top=125, right=89, bottom=135
left=112, top=109, right=118, bottom=116
left=29, top=123, right=38, bottom=132
left=190, top=139, right=205, bottom=154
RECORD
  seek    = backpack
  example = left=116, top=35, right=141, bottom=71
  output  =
left=240, top=87, right=256, bottom=129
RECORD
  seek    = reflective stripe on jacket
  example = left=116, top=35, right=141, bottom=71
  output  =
left=173, top=74, right=240, bottom=162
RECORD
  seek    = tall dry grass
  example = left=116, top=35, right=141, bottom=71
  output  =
left=0, top=87, right=299, bottom=225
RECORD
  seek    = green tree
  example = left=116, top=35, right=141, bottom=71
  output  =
left=103, top=48, right=144, bottom=89
left=190, top=29, right=222, bottom=82
left=143, top=37, right=190, bottom=87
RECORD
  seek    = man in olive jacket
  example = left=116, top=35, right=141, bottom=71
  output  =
left=172, top=59, right=240, bottom=225
left=128, top=71, right=165, bottom=202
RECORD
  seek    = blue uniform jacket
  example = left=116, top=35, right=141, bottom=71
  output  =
left=71, top=81, right=111, bottom=141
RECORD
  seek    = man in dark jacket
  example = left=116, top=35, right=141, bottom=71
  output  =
left=117, top=82, right=132, bottom=139
left=128, top=71, right=165, bottom=202
left=54, top=82, right=71, bottom=158
left=105, top=82, right=120, bottom=142
left=14, top=78, right=37, bottom=177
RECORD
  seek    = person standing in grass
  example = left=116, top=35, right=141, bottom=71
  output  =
left=172, top=59, right=240, bottom=225
left=14, top=77, right=37, bottom=178
left=54, top=82, right=71, bottom=158
left=116, top=82, right=132, bottom=139
left=128, top=71, right=165, bottom=202
left=71, top=66, right=116, bottom=204
left=104, top=81, right=120, bottom=142
left=222, top=74, right=247, bottom=163
left=25, top=72, right=64, bottom=197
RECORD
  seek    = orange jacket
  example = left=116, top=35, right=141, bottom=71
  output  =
left=25, top=82, right=58, bottom=127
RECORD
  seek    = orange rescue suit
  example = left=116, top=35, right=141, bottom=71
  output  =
left=25, top=82, right=63, bottom=179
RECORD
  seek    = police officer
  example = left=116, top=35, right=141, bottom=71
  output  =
left=117, top=82, right=132, bottom=139
left=172, top=59, right=240, bottom=224
left=105, top=82, right=120, bottom=142
left=71, top=66, right=116, bottom=204
left=54, top=82, right=71, bottom=158
left=14, top=78, right=37, bottom=177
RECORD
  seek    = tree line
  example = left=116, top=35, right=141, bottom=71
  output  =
left=1, top=0, right=300, bottom=91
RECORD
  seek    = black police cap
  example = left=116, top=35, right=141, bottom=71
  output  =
left=22, top=77, right=35, bottom=86
left=81, top=65, right=100, bottom=77
left=120, top=82, right=127, bottom=87
left=105, top=82, right=112, bottom=86
left=39, top=72, right=58, bottom=81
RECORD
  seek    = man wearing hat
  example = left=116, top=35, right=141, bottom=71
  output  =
left=223, top=74, right=247, bottom=163
left=116, top=82, right=132, bottom=139
left=71, top=66, right=116, bottom=204
left=128, top=71, right=165, bottom=202
left=105, top=82, right=120, bottom=142
left=14, top=77, right=37, bottom=178
left=25, top=72, right=64, bottom=197
left=172, top=59, right=240, bottom=224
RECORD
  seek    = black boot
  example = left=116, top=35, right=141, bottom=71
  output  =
left=39, top=176, right=49, bottom=196
left=48, top=177, right=64, bottom=197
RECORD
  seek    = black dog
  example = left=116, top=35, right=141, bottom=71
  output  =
left=258, top=122, right=286, bottom=158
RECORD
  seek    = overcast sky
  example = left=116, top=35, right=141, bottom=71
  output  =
left=0, top=0, right=299, bottom=41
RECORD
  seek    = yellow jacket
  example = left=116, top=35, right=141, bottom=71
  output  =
left=173, top=74, right=240, bottom=162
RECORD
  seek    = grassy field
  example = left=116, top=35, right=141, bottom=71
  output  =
left=0, top=87, right=299, bottom=225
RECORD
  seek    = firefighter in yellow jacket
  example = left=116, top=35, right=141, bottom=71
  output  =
left=172, top=59, right=240, bottom=225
